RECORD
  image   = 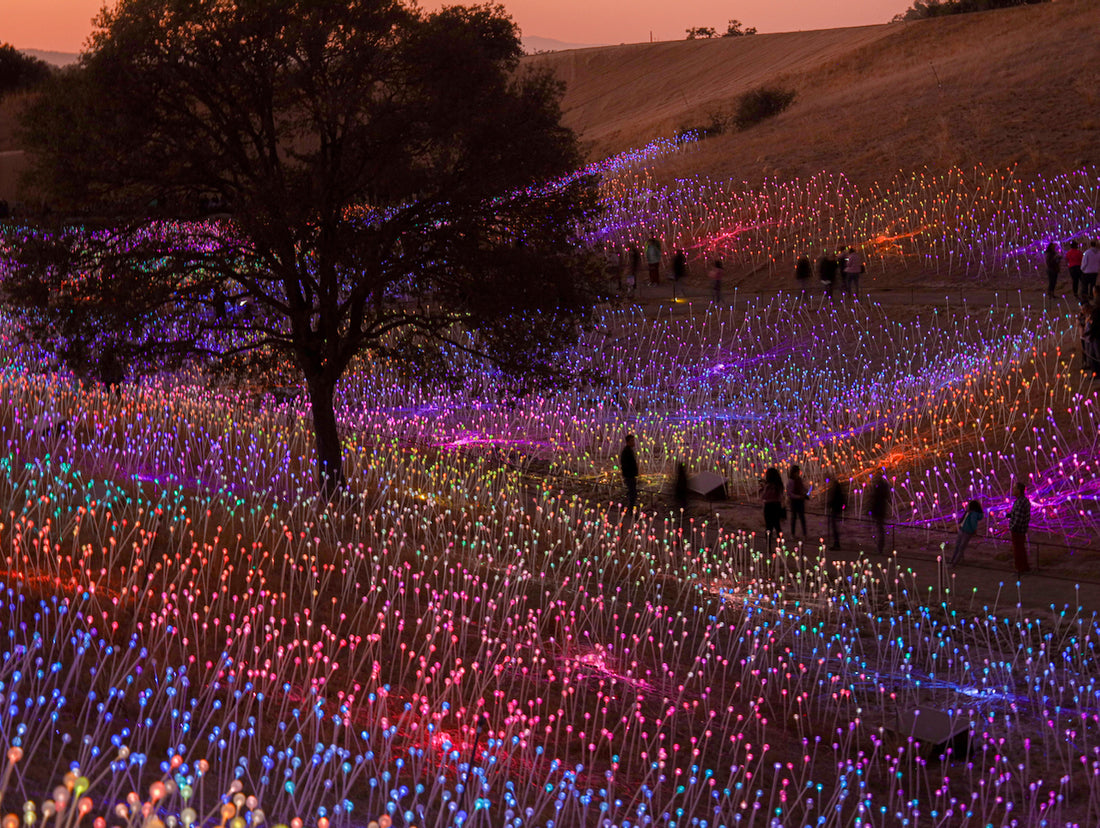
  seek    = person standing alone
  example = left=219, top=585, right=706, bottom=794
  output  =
left=868, top=471, right=891, bottom=555
left=1081, top=240, right=1100, bottom=302
left=645, top=236, right=662, bottom=286
left=1008, top=481, right=1031, bottom=575
left=1045, top=242, right=1062, bottom=298
left=1066, top=240, right=1084, bottom=299
left=620, top=434, right=640, bottom=517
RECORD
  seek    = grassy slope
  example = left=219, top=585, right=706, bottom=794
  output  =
left=529, top=1, right=1100, bottom=186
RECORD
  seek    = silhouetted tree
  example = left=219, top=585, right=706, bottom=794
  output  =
left=5, top=0, right=601, bottom=496
left=685, top=27, right=718, bottom=39
left=723, top=20, right=757, bottom=37
left=0, top=44, right=52, bottom=99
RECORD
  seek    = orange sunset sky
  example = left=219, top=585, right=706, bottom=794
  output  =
left=7, top=0, right=913, bottom=53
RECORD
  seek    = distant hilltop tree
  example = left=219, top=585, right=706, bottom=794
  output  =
left=894, top=0, right=1048, bottom=21
left=724, top=20, right=757, bottom=36
left=686, top=20, right=756, bottom=40
left=0, top=44, right=52, bottom=99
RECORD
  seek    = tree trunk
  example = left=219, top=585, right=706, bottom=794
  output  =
left=307, top=376, right=345, bottom=497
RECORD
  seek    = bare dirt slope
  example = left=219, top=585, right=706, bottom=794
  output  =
left=528, top=1, right=1100, bottom=186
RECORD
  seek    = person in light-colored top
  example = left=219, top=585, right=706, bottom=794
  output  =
left=844, top=246, right=864, bottom=299
left=1081, top=241, right=1100, bottom=302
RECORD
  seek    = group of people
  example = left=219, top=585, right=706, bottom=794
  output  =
left=1044, top=239, right=1100, bottom=300
left=759, top=466, right=887, bottom=552
left=801, top=246, right=866, bottom=300
left=620, top=435, right=1035, bottom=575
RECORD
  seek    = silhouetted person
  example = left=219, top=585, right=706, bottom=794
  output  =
left=786, top=464, right=809, bottom=538
left=819, top=250, right=838, bottom=301
left=826, top=474, right=848, bottom=550
left=671, top=249, right=687, bottom=298
left=794, top=255, right=812, bottom=301
left=620, top=434, right=639, bottom=517
left=1045, top=242, right=1061, bottom=298
left=868, top=471, right=891, bottom=555
left=1008, top=481, right=1031, bottom=575
left=761, top=466, right=785, bottom=547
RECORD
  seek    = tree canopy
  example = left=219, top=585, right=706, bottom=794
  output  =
left=4, top=0, right=601, bottom=495
left=0, top=44, right=52, bottom=99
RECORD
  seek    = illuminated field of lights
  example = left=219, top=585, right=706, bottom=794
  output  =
left=0, top=281, right=1097, bottom=828
left=589, top=161, right=1100, bottom=279
left=1, top=139, right=1100, bottom=827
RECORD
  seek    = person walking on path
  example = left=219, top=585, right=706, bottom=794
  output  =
left=1066, top=240, right=1084, bottom=299
left=786, top=464, right=809, bottom=538
left=826, top=473, right=848, bottom=550
left=1082, top=240, right=1100, bottom=302
left=644, top=236, right=662, bottom=286
left=671, top=248, right=687, bottom=299
left=1008, top=481, right=1031, bottom=575
left=948, top=499, right=984, bottom=567
left=761, top=467, right=785, bottom=547
left=844, top=246, right=864, bottom=299
left=620, top=434, right=640, bottom=517
left=709, top=259, right=724, bottom=302
left=868, top=471, right=891, bottom=555
left=1045, top=242, right=1062, bottom=298
left=818, top=250, right=838, bottom=301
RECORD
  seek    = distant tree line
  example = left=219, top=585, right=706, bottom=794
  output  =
left=893, top=0, right=1048, bottom=21
left=0, top=44, right=52, bottom=99
left=685, top=20, right=756, bottom=39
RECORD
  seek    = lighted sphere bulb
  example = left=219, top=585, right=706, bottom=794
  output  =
left=229, top=818, right=245, bottom=828
left=250, top=811, right=264, bottom=826
left=5, top=814, right=20, bottom=828
left=220, top=804, right=236, bottom=823
left=179, top=786, right=193, bottom=803
left=112, top=805, right=127, bottom=821
left=117, top=747, right=130, bottom=761
left=22, top=815, right=33, bottom=827
left=149, top=783, right=166, bottom=803
left=231, top=795, right=245, bottom=810
left=6, top=749, right=22, bottom=765
left=181, top=809, right=197, bottom=828
left=317, top=820, right=328, bottom=828
left=93, top=818, right=106, bottom=828
left=290, top=820, right=302, bottom=828
left=196, top=760, right=209, bottom=775
left=166, top=818, right=177, bottom=828
left=378, top=818, right=391, bottom=828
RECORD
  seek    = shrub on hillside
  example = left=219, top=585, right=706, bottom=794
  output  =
left=733, top=86, right=796, bottom=130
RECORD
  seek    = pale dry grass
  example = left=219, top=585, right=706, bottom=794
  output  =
left=530, top=0, right=1100, bottom=186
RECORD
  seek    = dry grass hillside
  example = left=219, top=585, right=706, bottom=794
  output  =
left=529, top=0, right=1100, bottom=186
